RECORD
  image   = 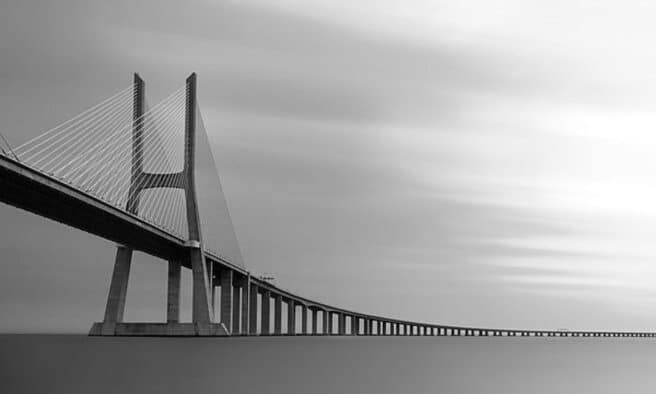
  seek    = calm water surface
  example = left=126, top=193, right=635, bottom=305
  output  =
left=1, top=334, right=654, bottom=393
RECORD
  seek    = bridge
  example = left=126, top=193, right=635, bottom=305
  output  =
left=0, top=73, right=652, bottom=338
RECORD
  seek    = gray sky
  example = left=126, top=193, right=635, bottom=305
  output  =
left=3, top=0, right=656, bottom=332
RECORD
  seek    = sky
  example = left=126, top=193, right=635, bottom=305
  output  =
left=3, top=0, right=656, bottom=332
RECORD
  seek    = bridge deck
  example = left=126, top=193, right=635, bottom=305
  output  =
left=3, top=154, right=656, bottom=338
left=0, top=155, right=186, bottom=261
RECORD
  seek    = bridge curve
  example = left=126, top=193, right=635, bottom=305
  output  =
left=1, top=73, right=654, bottom=338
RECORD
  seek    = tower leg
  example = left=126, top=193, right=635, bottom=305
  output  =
left=101, top=246, right=133, bottom=335
left=190, top=247, right=213, bottom=330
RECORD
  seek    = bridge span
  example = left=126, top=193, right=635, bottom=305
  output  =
left=1, top=73, right=653, bottom=338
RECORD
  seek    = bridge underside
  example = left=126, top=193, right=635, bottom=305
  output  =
left=0, top=156, right=186, bottom=262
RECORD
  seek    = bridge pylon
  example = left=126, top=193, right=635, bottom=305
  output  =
left=90, top=73, right=226, bottom=336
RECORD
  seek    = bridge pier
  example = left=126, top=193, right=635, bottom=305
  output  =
left=301, top=305, right=308, bottom=335
left=311, top=308, right=318, bottom=334
left=240, top=276, right=250, bottom=335
left=261, top=289, right=271, bottom=335
left=220, top=268, right=233, bottom=331
left=249, top=284, right=258, bottom=335
left=287, top=299, right=296, bottom=335
left=167, top=259, right=181, bottom=323
left=99, top=246, right=133, bottom=335
left=274, top=294, right=282, bottom=335
left=232, top=277, right=241, bottom=334
left=323, top=310, right=330, bottom=335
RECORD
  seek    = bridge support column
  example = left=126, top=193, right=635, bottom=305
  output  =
left=220, top=269, right=233, bottom=331
left=274, top=294, right=282, bottom=335
left=249, top=284, right=258, bottom=335
left=301, top=305, right=308, bottom=334
left=337, top=313, right=344, bottom=335
left=287, top=299, right=296, bottom=335
left=241, top=276, right=250, bottom=335
left=261, top=290, right=271, bottom=334
left=100, top=246, right=133, bottom=335
left=167, top=260, right=181, bottom=323
left=311, top=309, right=318, bottom=334
left=323, top=311, right=331, bottom=335
left=232, top=277, right=240, bottom=334
left=326, top=311, right=335, bottom=335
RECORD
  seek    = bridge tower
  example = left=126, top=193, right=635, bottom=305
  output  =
left=94, top=73, right=223, bottom=336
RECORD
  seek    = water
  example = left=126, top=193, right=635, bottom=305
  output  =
left=1, top=334, right=654, bottom=393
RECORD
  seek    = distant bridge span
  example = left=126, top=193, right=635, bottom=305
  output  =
left=0, top=73, right=652, bottom=338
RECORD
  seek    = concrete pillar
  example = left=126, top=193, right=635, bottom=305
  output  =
left=232, top=281, right=240, bottom=334
left=311, top=309, right=318, bottom=334
left=248, top=284, right=257, bottom=335
left=206, top=261, right=214, bottom=309
left=241, top=277, right=250, bottom=335
left=323, top=311, right=331, bottom=335
left=166, top=259, right=181, bottom=323
left=326, top=311, right=335, bottom=335
left=220, top=269, right=233, bottom=330
left=287, top=299, right=296, bottom=335
left=338, top=313, right=346, bottom=335
left=301, top=305, right=308, bottom=334
left=261, top=289, right=270, bottom=335
left=274, top=294, right=282, bottom=335
left=353, top=317, right=360, bottom=335
left=102, top=246, right=132, bottom=334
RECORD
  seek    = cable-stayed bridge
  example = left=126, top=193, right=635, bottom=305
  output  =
left=0, top=73, right=652, bottom=338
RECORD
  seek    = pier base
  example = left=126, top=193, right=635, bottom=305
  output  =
left=89, top=322, right=229, bottom=336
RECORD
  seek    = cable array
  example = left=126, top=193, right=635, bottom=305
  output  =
left=0, top=131, right=18, bottom=160
left=10, top=84, right=190, bottom=238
